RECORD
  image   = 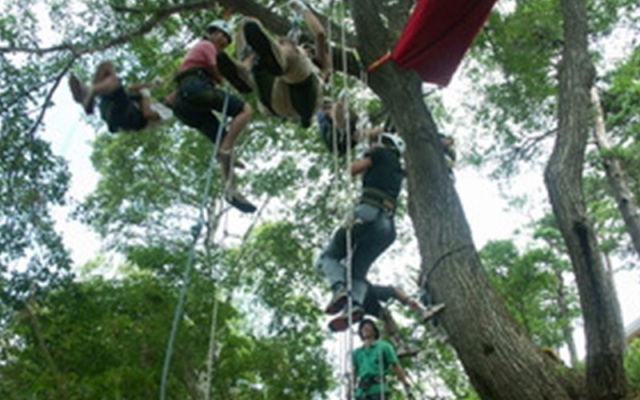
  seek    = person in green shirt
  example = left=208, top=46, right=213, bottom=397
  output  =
left=351, top=319, right=415, bottom=400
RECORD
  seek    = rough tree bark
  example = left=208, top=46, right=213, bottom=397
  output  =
left=349, top=0, right=578, bottom=399
left=544, top=0, right=628, bottom=399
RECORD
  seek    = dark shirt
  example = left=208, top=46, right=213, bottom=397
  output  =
left=362, top=147, right=403, bottom=200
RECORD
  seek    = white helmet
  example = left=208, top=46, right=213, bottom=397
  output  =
left=380, top=133, right=405, bottom=155
left=207, top=20, right=233, bottom=43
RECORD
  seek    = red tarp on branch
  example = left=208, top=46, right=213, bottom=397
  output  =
left=392, top=0, right=498, bottom=86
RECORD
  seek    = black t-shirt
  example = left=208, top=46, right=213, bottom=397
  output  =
left=361, top=146, right=403, bottom=200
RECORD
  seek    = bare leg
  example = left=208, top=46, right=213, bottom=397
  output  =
left=220, top=102, right=252, bottom=153
left=139, top=95, right=160, bottom=122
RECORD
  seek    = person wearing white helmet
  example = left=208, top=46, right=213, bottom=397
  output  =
left=316, top=131, right=406, bottom=330
left=216, top=1, right=329, bottom=129
left=172, top=19, right=256, bottom=213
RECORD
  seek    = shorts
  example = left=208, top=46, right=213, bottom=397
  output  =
left=98, top=86, right=147, bottom=133
left=173, top=69, right=245, bottom=144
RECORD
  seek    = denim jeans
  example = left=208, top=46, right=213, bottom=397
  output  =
left=318, top=202, right=396, bottom=305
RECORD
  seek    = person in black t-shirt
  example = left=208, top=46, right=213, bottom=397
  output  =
left=316, top=132, right=405, bottom=331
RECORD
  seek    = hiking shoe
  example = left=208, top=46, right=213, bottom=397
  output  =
left=324, top=285, right=348, bottom=315
left=396, top=343, right=420, bottom=358
left=225, top=190, right=257, bottom=213
left=421, top=303, right=445, bottom=322
left=244, top=21, right=284, bottom=76
left=328, top=304, right=364, bottom=332
left=217, top=52, right=253, bottom=94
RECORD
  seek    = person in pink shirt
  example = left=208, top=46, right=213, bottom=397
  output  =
left=173, top=20, right=256, bottom=213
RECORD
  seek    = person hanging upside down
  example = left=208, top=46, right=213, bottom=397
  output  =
left=351, top=319, right=415, bottom=400
left=216, top=1, right=329, bottom=129
left=329, top=282, right=446, bottom=357
left=316, top=132, right=405, bottom=329
left=172, top=20, right=256, bottom=214
left=68, top=61, right=174, bottom=133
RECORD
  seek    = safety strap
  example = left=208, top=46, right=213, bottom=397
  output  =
left=360, top=187, right=396, bottom=212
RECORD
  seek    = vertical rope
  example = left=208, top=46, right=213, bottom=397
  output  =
left=159, top=88, right=230, bottom=400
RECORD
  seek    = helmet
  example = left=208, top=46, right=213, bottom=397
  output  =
left=207, top=20, right=233, bottom=43
left=380, top=133, right=405, bottom=155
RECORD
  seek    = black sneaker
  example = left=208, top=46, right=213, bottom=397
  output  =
left=244, top=21, right=284, bottom=76
left=328, top=305, right=364, bottom=332
left=217, top=52, right=253, bottom=94
left=225, top=191, right=257, bottom=213
left=324, top=285, right=348, bottom=315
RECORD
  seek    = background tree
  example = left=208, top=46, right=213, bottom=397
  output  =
left=1, top=0, right=639, bottom=399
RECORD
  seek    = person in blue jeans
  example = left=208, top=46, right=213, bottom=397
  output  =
left=316, top=132, right=405, bottom=330
left=173, top=20, right=256, bottom=213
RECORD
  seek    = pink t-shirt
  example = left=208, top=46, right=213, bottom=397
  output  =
left=178, top=40, right=217, bottom=72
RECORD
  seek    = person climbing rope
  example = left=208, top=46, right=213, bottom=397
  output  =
left=329, top=282, right=445, bottom=358
left=68, top=61, right=174, bottom=133
left=216, top=0, right=329, bottom=129
left=316, top=131, right=405, bottom=328
left=316, top=96, right=360, bottom=155
left=351, top=319, right=415, bottom=400
left=172, top=20, right=256, bottom=214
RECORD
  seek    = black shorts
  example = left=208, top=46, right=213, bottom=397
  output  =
left=98, top=86, right=147, bottom=133
left=173, top=70, right=245, bottom=144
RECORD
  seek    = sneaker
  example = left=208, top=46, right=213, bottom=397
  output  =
left=244, top=21, right=284, bottom=76
left=324, top=285, right=348, bottom=315
left=225, top=190, right=257, bottom=213
left=421, top=303, right=446, bottom=322
left=328, top=305, right=364, bottom=332
left=396, top=343, right=420, bottom=358
left=217, top=52, right=253, bottom=94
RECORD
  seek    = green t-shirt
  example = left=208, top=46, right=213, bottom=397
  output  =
left=352, top=339, right=399, bottom=397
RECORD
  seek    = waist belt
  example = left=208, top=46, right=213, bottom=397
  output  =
left=360, top=187, right=396, bottom=212
left=175, top=67, right=211, bottom=84
left=358, top=374, right=384, bottom=391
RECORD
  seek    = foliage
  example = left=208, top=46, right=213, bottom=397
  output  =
left=627, top=339, right=640, bottom=390
left=480, top=225, right=580, bottom=352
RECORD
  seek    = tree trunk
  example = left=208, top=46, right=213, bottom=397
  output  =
left=351, top=1, right=577, bottom=398
left=544, top=0, right=627, bottom=399
left=591, top=87, right=640, bottom=257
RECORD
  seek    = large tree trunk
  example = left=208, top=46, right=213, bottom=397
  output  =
left=351, top=1, right=577, bottom=399
left=544, top=0, right=627, bottom=399
left=591, top=88, right=640, bottom=257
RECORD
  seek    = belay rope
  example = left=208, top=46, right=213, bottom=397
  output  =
left=159, top=88, right=231, bottom=400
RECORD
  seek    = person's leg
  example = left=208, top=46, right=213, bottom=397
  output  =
left=242, top=18, right=285, bottom=75
left=138, top=95, right=161, bottom=122
left=316, top=226, right=349, bottom=314
left=350, top=212, right=396, bottom=306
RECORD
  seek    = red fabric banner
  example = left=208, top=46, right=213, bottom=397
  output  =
left=392, top=0, right=498, bottom=86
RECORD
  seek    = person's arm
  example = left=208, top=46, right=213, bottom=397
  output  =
left=206, top=64, right=225, bottom=84
left=127, top=82, right=153, bottom=93
left=350, top=156, right=372, bottom=176
left=292, top=2, right=330, bottom=77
